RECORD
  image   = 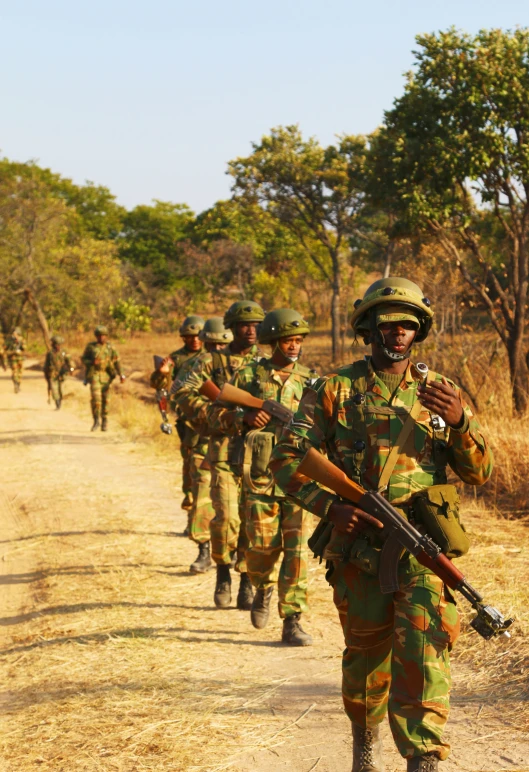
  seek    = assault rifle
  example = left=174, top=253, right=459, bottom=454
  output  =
left=297, top=448, right=514, bottom=641
left=217, top=383, right=294, bottom=424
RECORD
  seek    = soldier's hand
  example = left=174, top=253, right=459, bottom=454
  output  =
left=328, top=501, right=383, bottom=536
left=244, top=409, right=271, bottom=428
left=158, top=356, right=174, bottom=374
left=418, top=376, right=464, bottom=428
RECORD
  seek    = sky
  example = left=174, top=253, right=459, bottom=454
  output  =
left=2, top=0, right=529, bottom=214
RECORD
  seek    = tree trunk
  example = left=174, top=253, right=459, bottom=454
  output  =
left=330, top=255, right=341, bottom=362
left=507, top=327, right=528, bottom=414
left=383, top=241, right=395, bottom=278
left=24, top=288, right=52, bottom=349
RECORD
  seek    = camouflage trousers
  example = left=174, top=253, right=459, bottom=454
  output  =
left=47, top=378, right=64, bottom=403
left=331, top=557, right=460, bottom=760
left=180, top=443, right=194, bottom=503
left=244, top=493, right=311, bottom=618
left=188, top=446, right=215, bottom=544
left=89, top=374, right=112, bottom=419
left=210, top=461, right=247, bottom=573
left=8, top=356, right=23, bottom=387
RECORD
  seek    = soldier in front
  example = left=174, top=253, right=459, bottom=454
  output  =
left=81, top=325, right=125, bottom=431
left=270, top=278, right=493, bottom=771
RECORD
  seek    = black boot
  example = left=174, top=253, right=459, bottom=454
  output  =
left=190, top=541, right=212, bottom=574
left=407, top=754, right=439, bottom=772
left=214, top=565, right=232, bottom=607
left=251, top=587, right=273, bottom=629
left=101, top=417, right=108, bottom=432
left=352, top=725, right=383, bottom=772
left=236, top=573, right=254, bottom=610
left=91, top=416, right=100, bottom=431
left=282, top=613, right=313, bottom=646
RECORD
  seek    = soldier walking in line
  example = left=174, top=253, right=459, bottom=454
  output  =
left=151, top=316, right=204, bottom=513
left=270, top=278, right=493, bottom=771
left=81, top=325, right=125, bottom=432
left=44, top=335, right=74, bottom=409
left=170, top=318, right=233, bottom=573
left=212, top=309, right=317, bottom=646
left=174, top=301, right=265, bottom=610
left=1, top=327, right=25, bottom=393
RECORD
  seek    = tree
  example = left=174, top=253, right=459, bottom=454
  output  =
left=372, top=27, right=529, bottom=413
left=229, top=126, right=368, bottom=359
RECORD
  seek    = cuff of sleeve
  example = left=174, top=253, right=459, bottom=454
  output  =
left=315, top=492, right=339, bottom=521
left=450, top=413, right=470, bottom=434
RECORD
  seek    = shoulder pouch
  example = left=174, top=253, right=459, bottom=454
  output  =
left=409, top=484, right=470, bottom=559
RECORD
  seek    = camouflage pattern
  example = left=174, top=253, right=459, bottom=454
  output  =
left=44, top=347, right=74, bottom=403
left=81, top=340, right=122, bottom=420
left=270, top=355, right=493, bottom=760
left=174, top=344, right=261, bottom=569
left=3, top=333, right=25, bottom=387
left=151, top=344, right=200, bottom=503
left=218, top=359, right=317, bottom=617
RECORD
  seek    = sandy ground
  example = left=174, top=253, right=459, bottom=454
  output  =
left=0, top=365, right=528, bottom=771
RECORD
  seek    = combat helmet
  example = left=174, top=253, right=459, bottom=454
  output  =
left=179, top=315, right=205, bottom=336
left=351, top=277, right=433, bottom=361
left=223, top=300, right=265, bottom=329
left=94, top=325, right=109, bottom=337
left=51, top=334, right=64, bottom=345
left=199, top=317, right=233, bottom=344
left=13, top=327, right=22, bottom=336
left=258, top=309, right=310, bottom=344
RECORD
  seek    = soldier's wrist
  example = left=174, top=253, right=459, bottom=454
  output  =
left=450, top=412, right=469, bottom=434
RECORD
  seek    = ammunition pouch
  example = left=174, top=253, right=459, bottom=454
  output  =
left=409, top=484, right=470, bottom=559
left=242, top=429, right=275, bottom=494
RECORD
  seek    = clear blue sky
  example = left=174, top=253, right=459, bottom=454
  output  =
left=2, top=0, right=528, bottom=213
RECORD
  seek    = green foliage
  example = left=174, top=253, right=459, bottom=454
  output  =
left=110, top=298, right=152, bottom=334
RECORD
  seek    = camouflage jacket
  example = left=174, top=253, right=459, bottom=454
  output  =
left=173, top=344, right=261, bottom=464
left=150, top=344, right=199, bottom=392
left=4, top=334, right=25, bottom=362
left=44, top=349, right=74, bottom=380
left=81, top=341, right=122, bottom=382
left=270, top=357, right=493, bottom=520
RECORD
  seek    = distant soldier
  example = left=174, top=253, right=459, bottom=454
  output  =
left=81, top=325, right=125, bottom=431
left=44, top=335, right=74, bottom=409
left=1, top=328, right=25, bottom=393
left=170, top=318, right=234, bottom=573
left=151, top=315, right=204, bottom=512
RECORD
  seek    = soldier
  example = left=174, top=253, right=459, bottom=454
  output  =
left=270, top=278, right=493, bottom=771
left=44, top=335, right=74, bottom=409
left=2, top=328, right=25, bottom=393
left=170, top=318, right=234, bottom=573
left=212, top=309, right=317, bottom=646
left=174, top=300, right=265, bottom=610
left=81, top=325, right=125, bottom=431
left=151, top=315, right=204, bottom=512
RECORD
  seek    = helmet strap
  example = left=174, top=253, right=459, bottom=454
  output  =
left=272, top=341, right=300, bottom=364
left=370, top=313, right=410, bottom=363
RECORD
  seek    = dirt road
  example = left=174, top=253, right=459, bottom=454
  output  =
left=0, top=366, right=527, bottom=771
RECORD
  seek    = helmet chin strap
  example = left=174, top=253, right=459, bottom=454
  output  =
left=370, top=317, right=411, bottom=362
left=273, top=342, right=300, bottom=363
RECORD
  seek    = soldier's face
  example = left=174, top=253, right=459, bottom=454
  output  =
left=276, top=335, right=304, bottom=360
left=376, top=321, right=418, bottom=357
left=97, top=334, right=108, bottom=344
left=234, top=322, right=259, bottom=346
left=183, top=334, right=202, bottom=352
left=205, top=341, right=224, bottom=352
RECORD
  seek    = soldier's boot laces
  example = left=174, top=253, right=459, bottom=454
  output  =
left=91, top=417, right=100, bottom=431
left=282, top=613, right=313, bottom=646
left=236, top=572, right=254, bottom=611
left=407, top=753, right=439, bottom=772
left=101, top=417, right=108, bottom=432
left=251, top=587, right=273, bottom=629
left=352, top=725, right=383, bottom=772
left=214, top=565, right=232, bottom=608
left=189, top=541, right=212, bottom=574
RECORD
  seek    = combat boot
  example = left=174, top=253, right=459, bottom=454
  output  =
left=101, top=417, right=108, bottom=432
left=14, top=382, right=20, bottom=394
left=352, top=725, right=383, bottom=772
left=214, top=565, right=232, bottom=607
left=407, top=754, right=439, bottom=772
left=91, top=416, right=100, bottom=431
left=55, top=398, right=61, bottom=410
left=189, top=541, right=212, bottom=574
left=236, top=572, right=254, bottom=610
left=251, top=587, right=273, bottom=629
left=282, top=613, right=313, bottom=646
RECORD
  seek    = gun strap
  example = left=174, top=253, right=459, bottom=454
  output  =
left=243, top=429, right=274, bottom=495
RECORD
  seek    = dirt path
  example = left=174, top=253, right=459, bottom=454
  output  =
left=0, top=366, right=527, bottom=771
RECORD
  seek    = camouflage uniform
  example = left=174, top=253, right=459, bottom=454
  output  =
left=151, top=345, right=202, bottom=506
left=175, top=344, right=261, bottom=570
left=3, top=332, right=25, bottom=391
left=44, top=343, right=74, bottom=406
left=270, top=356, right=493, bottom=759
left=81, top=340, right=123, bottom=422
left=214, top=359, right=315, bottom=618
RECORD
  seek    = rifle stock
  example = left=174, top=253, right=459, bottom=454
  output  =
left=199, top=379, right=221, bottom=401
left=217, top=383, right=294, bottom=423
